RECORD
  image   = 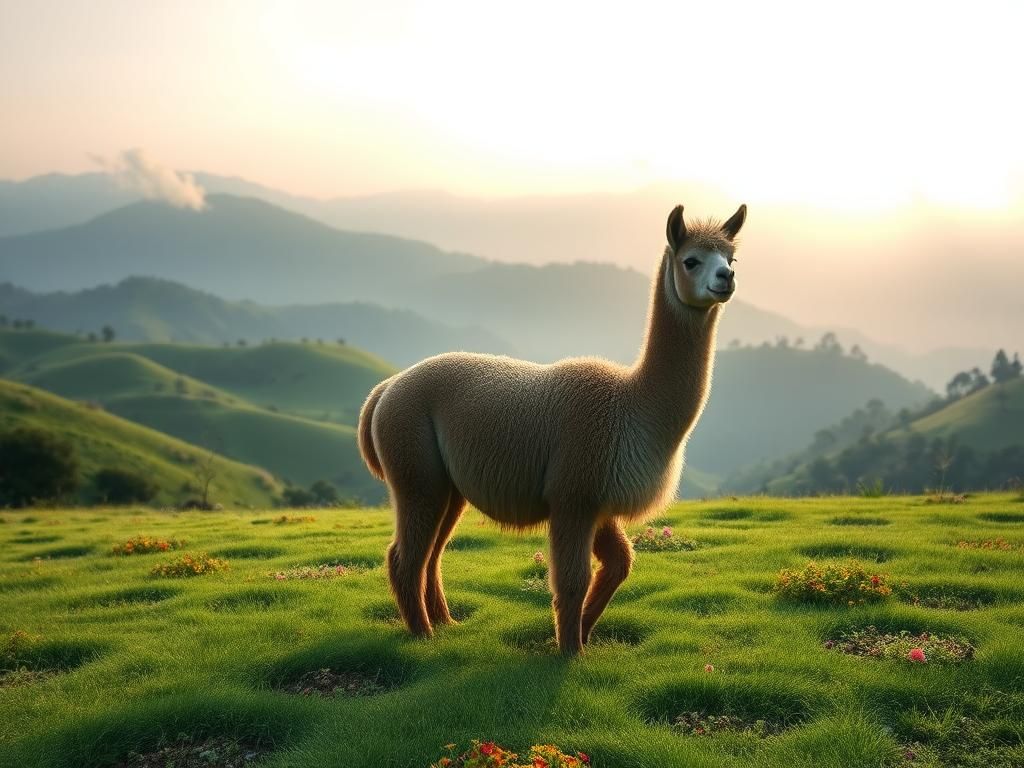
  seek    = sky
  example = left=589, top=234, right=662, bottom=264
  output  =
left=2, top=0, right=1023, bottom=210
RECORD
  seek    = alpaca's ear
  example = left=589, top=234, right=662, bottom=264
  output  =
left=666, top=205, right=686, bottom=251
left=721, top=204, right=747, bottom=240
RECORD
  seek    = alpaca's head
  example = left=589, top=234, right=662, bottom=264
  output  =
left=665, top=204, right=746, bottom=309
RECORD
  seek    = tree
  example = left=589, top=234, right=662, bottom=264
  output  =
left=309, top=480, right=340, bottom=505
left=0, top=428, right=79, bottom=507
left=991, top=349, right=1013, bottom=383
left=94, top=468, right=158, bottom=504
left=815, top=332, right=843, bottom=355
left=946, top=371, right=972, bottom=400
left=336, top=337, right=346, bottom=346
left=190, top=448, right=218, bottom=510
left=0, top=314, right=7, bottom=327
left=101, top=325, right=115, bottom=343
left=849, top=344, right=868, bottom=362
left=237, top=339, right=247, bottom=347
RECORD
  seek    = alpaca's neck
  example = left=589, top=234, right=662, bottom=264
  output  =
left=629, top=250, right=722, bottom=448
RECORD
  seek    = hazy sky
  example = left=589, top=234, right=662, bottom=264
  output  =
left=3, top=0, right=1023, bottom=211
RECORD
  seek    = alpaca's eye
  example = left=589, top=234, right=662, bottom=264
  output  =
left=682, top=258, right=700, bottom=270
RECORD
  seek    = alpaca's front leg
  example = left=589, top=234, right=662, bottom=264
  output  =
left=582, top=518, right=633, bottom=643
left=549, top=516, right=596, bottom=656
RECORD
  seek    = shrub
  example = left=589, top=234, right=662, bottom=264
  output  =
left=774, top=560, right=892, bottom=605
left=151, top=553, right=228, bottom=577
left=112, top=535, right=184, bottom=556
left=632, top=526, right=698, bottom=552
left=93, top=467, right=158, bottom=504
left=0, top=428, right=79, bottom=507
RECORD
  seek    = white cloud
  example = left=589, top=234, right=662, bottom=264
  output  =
left=96, top=148, right=206, bottom=210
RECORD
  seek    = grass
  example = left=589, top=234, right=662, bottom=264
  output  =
left=1, top=494, right=1023, bottom=767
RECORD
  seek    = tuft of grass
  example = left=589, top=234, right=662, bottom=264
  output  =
left=150, top=552, right=229, bottom=577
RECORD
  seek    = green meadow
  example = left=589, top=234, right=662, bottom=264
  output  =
left=2, top=495, right=1023, bottom=768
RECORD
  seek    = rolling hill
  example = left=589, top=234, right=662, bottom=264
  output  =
left=727, top=377, right=1024, bottom=494
left=0, top=379, right=280, bottom=507
left=0, top=330, right=395, bottom=502
left=0, top=277, right=514, bottom=367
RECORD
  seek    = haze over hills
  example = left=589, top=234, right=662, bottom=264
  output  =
left=0, top=170, right=1005, bottom=387
left=0, top=195, right=833, bottom=369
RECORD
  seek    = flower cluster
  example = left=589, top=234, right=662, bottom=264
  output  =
left=272, top=564, right=359, bottom=580
left=151, top=552, right=229, bottom=577
left=824, top=625, right=975, bottom=664
left=774, top=560, right=892, bottom=605
left=111, top=535, right=183, bottom=556
left=430, top=741, right=590, bottom=768
left=956, top=538, right=1017, bottom=551
left=631, top=526, right=698, bottom=552
left=272, top=515, right=316, bottom=525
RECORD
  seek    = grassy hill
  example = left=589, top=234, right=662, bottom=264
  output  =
left=731, top=378, right=1024, bottom=494
left=0, top=330, right=394, bottom=503
left=0, top=379, right=279, bottom=507
left=687, top=344, right=934, bottom=477
left=888, top=377, right=1024, bottom=453
left=2, top=495, right=1023, bottom=766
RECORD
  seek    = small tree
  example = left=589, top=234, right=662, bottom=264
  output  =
left=1012, top=353, right=1023, bottom=379
left=991, top=349, right=1013, bottom=383
left=0, top=428, right=79, bottom=507
left=94, top=468, right=158, bottom=504
left=309, top=480, right=340, bottom=505
left=189, top=446, right=219, bottom=509
left=101, top=325, right=116, bottom=343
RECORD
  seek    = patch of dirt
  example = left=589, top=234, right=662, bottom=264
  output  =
left=117, top=736, right=271, bottom=767
left=825, top=625, right=975, bottom=663
left=280, top=667, right=396, bottom=698
left=672, top=710, right=787, bottom=737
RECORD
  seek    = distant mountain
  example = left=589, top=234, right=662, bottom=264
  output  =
left=0, top=173, right=136, bottom=237
left=0, top=277, right=515, bottom=367
left=0, top=194, right=483, bottom=305
left=0, top=196, right=811, bottom=367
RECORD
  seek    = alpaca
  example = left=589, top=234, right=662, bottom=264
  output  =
left=358, top=203, right=746, bottom=655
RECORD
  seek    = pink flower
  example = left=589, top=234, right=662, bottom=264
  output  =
left=662, top=526, right=673, bottom=538
left=579, top=753, right=590, bottom=764
left=704, top=663, right=714, bottom=673
left=274, top=573, right=286, bottom=580
left=907, top=648, right=927, bottom=663
left=533, top=551, right=545, bottom=564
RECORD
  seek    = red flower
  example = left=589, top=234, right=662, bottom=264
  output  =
left=579, top=753, right=590, bottom=764
left=870, top=575, right=880, bottom=586
left=907, top=648, right=926, bottom=663
left=480, top=742, right=496, bottom=755
left=533, top=758, right=549, bottom=768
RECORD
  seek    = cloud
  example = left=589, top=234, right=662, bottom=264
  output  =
left=95, top=148, right=206, bottom=210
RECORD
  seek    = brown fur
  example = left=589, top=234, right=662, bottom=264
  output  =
left=357, top=204, right=745, bottom=654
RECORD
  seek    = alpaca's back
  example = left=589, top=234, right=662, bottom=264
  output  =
left=366, top=351, right=625, bottom=525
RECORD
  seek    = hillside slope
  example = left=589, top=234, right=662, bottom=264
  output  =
left=0, top=379, right=279, bottom=507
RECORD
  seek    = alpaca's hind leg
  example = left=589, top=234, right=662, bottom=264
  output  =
left=425, top=490, right=466, bottom=625
left=581, top=519, right=633, bottom=644
left=387, top=486, right=451, bottom=638
left=549, top=516, right=596, bottom=656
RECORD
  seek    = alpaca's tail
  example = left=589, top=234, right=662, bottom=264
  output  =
left=358, top=378, right=391, bottom=481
